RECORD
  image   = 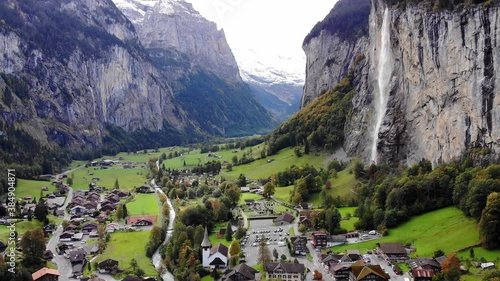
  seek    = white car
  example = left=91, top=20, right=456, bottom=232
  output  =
left=369, top=230, right=376, bottom=235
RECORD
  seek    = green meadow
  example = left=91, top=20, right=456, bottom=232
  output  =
left=127, top=194, right=160, bottom=217
left=70, top=166, right=149, bottom=190
left=331, top=207, right=480, bottom=257
left=91, top=230, right=157, bottom=278
left=16, top=179, right=56, bottom=200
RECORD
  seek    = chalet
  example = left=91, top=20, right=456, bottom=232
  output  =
left=106, top=223, right=121, bottom=233
left=290, top=236, right=307, bottom=256
left=82, top=223, right=99, bottom=233
left=411, top=269, right=436, bottom=281
left=70, top=205, right=86, bottom=215
left=132, top=219, right=153, bottom=227
left=59, top=231, right=74, bottom=242
left=98, top=259, right=119, bottom=274
left=89, top=231, right=99, bottom=238
left=72, top=262, right=85, bottom=277
left=274, top=212, right=295, bottom=225
left=106, top=194, right=120, bottom=203
left=100, top=204, right=115, bottom=212
left=84, top=201, right=98, bottom=211
left=223, top=263, right=259, bottom=281
left=351, top=261, right=390, bottom=281
left=378, top=243, right=408, bottom=261
left=96, top=213, right=108, bottom=223
left=72, top=233, right=84, bottom=241
left=31, top=267, right=60, bottom=281
left=331, top=264, right=352, bottom=281
left=312, top=232, right=328, bottom=248
left=88, top=192, right=100, bottom=201
left=264, top=261, right=306, bottom=281
left=327, top=235, right=348, bottom=247
left=408, top=258, right=441, bottom=273
left=65, top=224, right=79, bottom=232
left=69, top=248, right=86, bottom=264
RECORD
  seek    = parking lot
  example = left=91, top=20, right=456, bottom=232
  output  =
left=241, top=219, right=293, bottom=266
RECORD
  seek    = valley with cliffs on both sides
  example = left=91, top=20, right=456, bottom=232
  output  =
left=0, top=0, right=500, bottom=281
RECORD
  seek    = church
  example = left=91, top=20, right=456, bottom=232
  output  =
left=202, top=226, right=229, bottom=269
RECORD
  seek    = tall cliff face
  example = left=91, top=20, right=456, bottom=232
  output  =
left=113, top=0, right=276, bottom=136
left=114, top=0, right=241, bottom=82
left=304, top=0, right=500, bottom=165
left=0, top=0, right=188, bottom=149
left=301, top=0, right=371, bottom=108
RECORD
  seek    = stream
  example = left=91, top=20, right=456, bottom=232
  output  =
left=152, top=184, right=176, bottom=281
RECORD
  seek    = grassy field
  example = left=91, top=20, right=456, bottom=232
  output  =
left=127, top=194, right=160, bottom=216
left=91, top=230, right=156, bottom=278
left=457, top=246, right=500, bottom=262
left=15, top=179, right=56, bottom=200
left=225, top=147, right=328, bottom=180
left=331, top=207, right=480, bottom=257
left=238, top=193, right=263, bottom=205
left=273, top=185, right=294, bottom=204
left=307, top=163, right=358, bottom=207
left=70, top=166, right=149, bottom=190
left=0, top=219, right=44, bottom=242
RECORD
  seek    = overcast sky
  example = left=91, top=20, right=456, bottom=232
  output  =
left=185, top=0, right=338, bottom=78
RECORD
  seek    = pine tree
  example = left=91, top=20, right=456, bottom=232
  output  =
left=114, top=178, right=120, bottom=190
left=225, top=222, right=233, bottom=241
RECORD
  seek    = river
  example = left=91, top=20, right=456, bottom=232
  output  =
left=152, top=184, right=176, bottom=281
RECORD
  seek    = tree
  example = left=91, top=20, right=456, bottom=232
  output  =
left=237, top=174, right=247, bottom=187
left=162, top=203, right=170, bottom=219
left=229, top=240, right=241, bottom=258
left=440, top=253, right=461, bottom=281
left=66, top=177, right=73, bottom=186
left=434, top=249, right=445, bottom=258
left=115, top=204, right=124, bottom=220
left=232, top=155, right=238, bottom=166
left=225, top=222, right=233, bottom=241
left=123, top=204, right=128, bottom=218
left=273, top=248, right=278, bottom=261
left=34, top=199, right=47, bottom=222
left=224, top=185, right=241, bottom=206
left=483, top=269, right=500, bottom=281
left=263, top=182, right=276, bottom=199
left=258, top=240, right=271, bottom=264
left=304, top=138, right=310, bottom=154
left=234, top=225, right=247, bottom=240
left=20, top=228, right=46, bottom=268
left=479, top=192, right=500, bottom=249
left=114, top=178, right=120, bottom=190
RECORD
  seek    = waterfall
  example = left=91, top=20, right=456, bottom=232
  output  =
left=371, top=8, right=393, bottom=163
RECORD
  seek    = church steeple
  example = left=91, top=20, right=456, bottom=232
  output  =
left=201, top=226, right=212, bottom=249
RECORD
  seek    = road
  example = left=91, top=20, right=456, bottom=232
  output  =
left=303, top=242, right=334, bottom=281
left=46, top=170, right=77, bottom=280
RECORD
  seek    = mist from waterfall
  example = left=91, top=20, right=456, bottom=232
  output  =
left=371, top=8, right=392, bottom=163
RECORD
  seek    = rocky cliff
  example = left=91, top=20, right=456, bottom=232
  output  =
left=113, top=0, right=276, bottom=136
left=0, top=0, right=189, bottom=150
left=114, top=0, right=241, bottom=82
left=303, top=0, right=500, bottom=165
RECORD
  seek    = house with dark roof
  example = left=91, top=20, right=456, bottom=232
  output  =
left=70, top=205, right=86, bottom=215
left=378, top=243, right=408, bottom=261
left=264, top=261, right=306, bottom=281
left=201, top=227, right=229, bottom=269
left=31, top=267, right=60, bottom=281
left=274, top=212, right=295, bottom=225
left=290, top=236, right=307, bottom=256
left=408, top=258, right=442, bottom=273
left=223, top=263, right=259, bottom=281
left=98, top=259, right=119, bottom=274
left=69, top=248, right=87, bottom=264
left=132, top=219, right=153, bottom=227
left=82, top=223, right=99, bottom=233
left=59, top=231, right=74, bottom=242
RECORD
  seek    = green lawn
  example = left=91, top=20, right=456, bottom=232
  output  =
left=340, top=217, right=359, bottom=232
left=339, top=207, right=357, bottom=218
left=92, top=231, right=156, bottom=278
left=457, top=246, right=500, bottom=262
left=15, top=179, right=56, bottom=200
left=238, top=193, right=263, bottom=205
left=331, top=207, right=479, bottom=257
left=273, top=186, right=294, bottom=204
left=225, top=147, right=328, bottom=180
left=0, top=219, right=44, bottom=242
left=127, top=194, right=160, bottom=216
left=70, top=166, right=148, bottom=190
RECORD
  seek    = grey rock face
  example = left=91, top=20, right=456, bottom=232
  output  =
left=115, top=0, right=241, bottom=82
left=305, top=0, right=500, bottom=165
left=0, top=0, right=187, bottom=147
